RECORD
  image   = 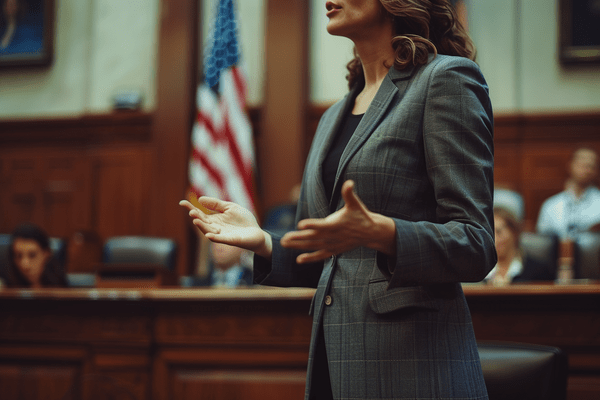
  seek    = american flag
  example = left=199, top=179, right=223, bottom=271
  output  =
left=188, top=0, right=255, bottom=213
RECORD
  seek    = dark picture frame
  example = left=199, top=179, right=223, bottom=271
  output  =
left=559, top=0, right=600, bottom=64
left=0, top=0, right=54, bottom=68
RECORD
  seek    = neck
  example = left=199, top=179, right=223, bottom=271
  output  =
left=568, top=181, right=589, bottom=198
left=354, top=36, right=395, bottom=90
left=351, top=33, right=395, bottom=114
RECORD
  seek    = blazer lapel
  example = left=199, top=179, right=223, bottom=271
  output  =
left=306, top=86, right=361, bottom=219
left=329, top=65, right=417, bottom=210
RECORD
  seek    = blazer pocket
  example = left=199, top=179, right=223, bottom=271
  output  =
left=368, top=279, right=439, bottom=315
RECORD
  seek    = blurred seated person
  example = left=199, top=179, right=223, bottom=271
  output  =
left=195, top=242, right=253, bottom=288
left=537, top=147, right=600, bottom=239
left=486, top=207, right=555, bottom=286
left=2, top=223, right=68, bottom=288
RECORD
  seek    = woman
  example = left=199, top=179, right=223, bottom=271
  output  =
left=181, top=0, right=495, bottom=398
left=3, top=223, right=68, bottom=288
left=486, top=207, right=555, bottom=285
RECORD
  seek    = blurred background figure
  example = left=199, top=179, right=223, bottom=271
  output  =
left=536, top=147, right=600, bottom=239
left=1, top=223, right=68, bottom=288
left=190, top=241, right=253, bottom=288
left=486, top=207, right=555, bottom=286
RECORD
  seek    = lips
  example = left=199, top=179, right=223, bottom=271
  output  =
left=326, top=1, right=341, bottom=17
left=326, top=2, right=341, bottom=12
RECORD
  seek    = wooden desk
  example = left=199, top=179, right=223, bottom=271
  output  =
left=463, top=283, right=600, bottom=400
left=0, top=287, right=315, bottom=400
left=0, top=284, right=599, bottom=400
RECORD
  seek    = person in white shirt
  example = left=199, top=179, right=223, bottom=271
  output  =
left=536, top=148, right=600, bottom=239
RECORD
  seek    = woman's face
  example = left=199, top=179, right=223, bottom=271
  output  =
left=494, top=215, right=517, bottom=259
left=325, top=0, right=390, bottom=40
left=12, top=238, right=50, bottom=286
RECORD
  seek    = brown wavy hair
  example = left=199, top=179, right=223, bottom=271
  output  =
left=346, top=0, right=476, bottom=89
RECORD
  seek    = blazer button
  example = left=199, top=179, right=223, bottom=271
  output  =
left=324, top=295, right=332, bottom=306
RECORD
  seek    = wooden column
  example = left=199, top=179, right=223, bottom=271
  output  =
left=150, top=0, right=199, bottom=276
left=259, top=0, right=309, bottom=212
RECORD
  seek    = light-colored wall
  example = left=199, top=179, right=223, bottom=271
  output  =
left=311, top=0, right=600, bottom=113
left=0, top=0, right=160, bottom=118
left=309, top=0, right=354, bottom=105
left=1, top=0, right=599, bottom=118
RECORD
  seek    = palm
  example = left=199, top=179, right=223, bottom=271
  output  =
left=179, top=199, right=265, bottom=252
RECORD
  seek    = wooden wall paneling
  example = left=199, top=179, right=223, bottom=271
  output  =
left=93, top=146, right=154, bottom=240
left=493, top=143, right=522, bottom=189
left=0, top=113, right=153, bottom=241
left=0, top=113, right=152, bottom=146
left=42, top=152, right=93, bottom=239
left=0, top=151, right=44, bottom=233
left=150, top=0, right=198, bottom=277
left=520, top=145, right=572, bottom=226
left=0, top=148, right=93, bottom=238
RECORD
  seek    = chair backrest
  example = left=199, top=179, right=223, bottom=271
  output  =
left=573, top=232, right=600, bottom=279
left=102, top=236, right=177, bottom=271
left=478, top=341, right=568, bottom=400
left=0, top=234, right=11, bottom=282
left=49, top=237, right=67, bottom=271
left=494, top=188, right=525, bottom=222
left=520, top=232, right=559, bottom=276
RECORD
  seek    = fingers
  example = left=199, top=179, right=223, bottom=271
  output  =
left=296, top=249, right=334, bottom=264
left=340, top=180, right=365, bottom=210
left=192, top=215, right=220, bottom=235
left=179, top=200, right=197, bottom=212
left=197, top=196, right=229, bottom=214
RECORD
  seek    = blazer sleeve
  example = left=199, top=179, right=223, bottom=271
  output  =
left=380, top=57, right=497, bottom=288
left=253, top=187, right=325, bottom=288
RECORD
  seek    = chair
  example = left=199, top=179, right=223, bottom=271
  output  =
left=102, top=236, right=177, bottom=269
left=573, top=232, right=600, bottom=280
left=494, top=188, right=525, bottom=222
left=97, top=236, right=178, bottom=288
left=520, top=232, right=559, bottom=278
left=478, top=341, right=568, bottom=400
left=49, top=237, right=68, bottom=272
left=0, top=234, right=11, bottom=281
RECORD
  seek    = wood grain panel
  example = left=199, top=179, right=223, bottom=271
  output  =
left=92, top=146, right=154, bottom=239
left=171, top=369, right=305, bottom=400
left=0, top=363, right=79, bottom=400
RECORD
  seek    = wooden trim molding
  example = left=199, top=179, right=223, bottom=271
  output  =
left=0, top=112, right=153, bottom=145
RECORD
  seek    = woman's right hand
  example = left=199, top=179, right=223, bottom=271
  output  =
left=179, top=197, right=272, bottom=259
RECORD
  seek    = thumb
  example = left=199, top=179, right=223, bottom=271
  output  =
left=341, top=180, right=364, bottom=210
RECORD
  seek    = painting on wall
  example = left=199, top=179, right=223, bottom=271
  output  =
left=0, top=0, right=54, bottom=67
left=559, top=0, right=600, bottom=64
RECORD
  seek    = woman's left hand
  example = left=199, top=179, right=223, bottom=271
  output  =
left=281, top=180, right=397, bottom=264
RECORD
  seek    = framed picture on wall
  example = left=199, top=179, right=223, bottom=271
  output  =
left=0, top=0, right=54, bottom=68
left=559, top=0, right=600, bottom=64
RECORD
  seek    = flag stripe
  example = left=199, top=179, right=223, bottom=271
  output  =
left=192, top=148, right=229, bottom=200
left=187, top=0, right=255, bottom=213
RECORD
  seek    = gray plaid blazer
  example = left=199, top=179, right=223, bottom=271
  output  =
left=255, top=54, right=496, bottom=400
